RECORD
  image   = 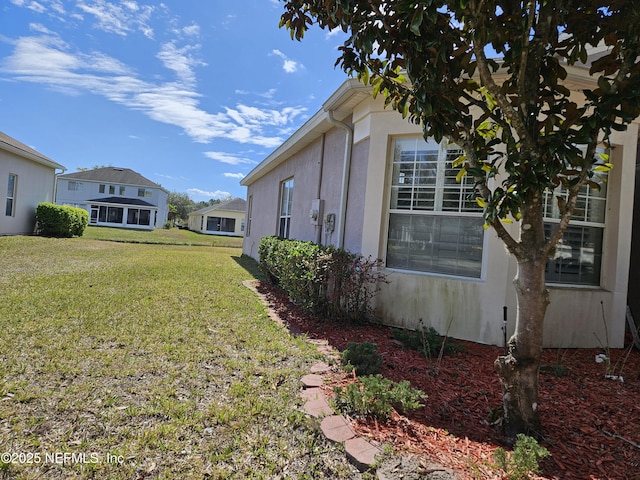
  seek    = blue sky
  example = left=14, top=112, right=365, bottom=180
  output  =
left=0, top=0, right=349, bottom=201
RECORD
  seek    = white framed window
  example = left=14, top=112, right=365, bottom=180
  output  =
left=68, top=181, right=83, bottom=191
left=109, top=185, right=115, bottom=195
left=99, top=184, right=106, bottom=193
left=138, top=188, right=152, bottom=198
left=543, top=151, right=608, bottom=286
left=278, top=178, right=294, bottom=238
left=119, top=186, right=125, bottom=195
left=6, top=173, right=17, bottom=216
left=207, top=216, right=236, bottom=232
left=127, top=208, right=151, bottom=226
left=386, top=137, right=485, bottom=278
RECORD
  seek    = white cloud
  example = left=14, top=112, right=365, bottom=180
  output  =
left=0, top=35, right=306, bottom=148
left=224, top=172, right=246, bottom=179
left=76, top=0, right=155, bottom=38
left=271, top=49, right=302, bottom=73
left=17, top=1, right=46, bottom=14
left=326, top=27, right=344, bottom=38
left=187, top=188, right=231, bottom=200
left=157, top=41, right=205, bottom=86
left=203, top=152, right=256, bottom=166
left=29, top=23, right=54, bottom=34
left=182, top=24, right=200, bottom=37
left=155, top=173, right=187, bottom=181
left=235, top=88, right=277, bottom=100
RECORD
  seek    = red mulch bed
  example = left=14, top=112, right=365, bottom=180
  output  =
left=255, top=281, right=640, bottom=480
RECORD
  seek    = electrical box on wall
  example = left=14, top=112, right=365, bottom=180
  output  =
left=309, top=199, right=324, bottom=226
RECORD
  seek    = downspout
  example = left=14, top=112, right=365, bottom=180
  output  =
left=327, top=110, right=353, bottom=249
left=316, top=133, right=326, bottom=245
left=53, top=167, right=66, bottom=204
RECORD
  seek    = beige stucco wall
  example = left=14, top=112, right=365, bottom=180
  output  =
left=243, top=86, right=637, bottom=348
left=354, top=95, right=637, bottom=348
left=243, top=126, right=358, bottom=257
left=0, top=152, right=57, bottom=235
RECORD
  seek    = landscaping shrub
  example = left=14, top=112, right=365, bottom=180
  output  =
left=341, top=341, right=382, bottom=376
left=333, top=374, right=426, bottom=420
left=258, top=236, right=386, bottom=322
left=392, top=325, right=462, bottom=359
left=35, top=202, right=88, bottom=237
left=493, top=434, right=551, bottom=480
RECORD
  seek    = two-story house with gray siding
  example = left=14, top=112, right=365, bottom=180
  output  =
left=56, top=167, right=168, bottom=230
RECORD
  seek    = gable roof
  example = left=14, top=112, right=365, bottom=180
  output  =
left=58, top=167, right=164, bottom=190
left=189, top=198, right=246, bottom=216
left=0, top=131, right=66, bottom=171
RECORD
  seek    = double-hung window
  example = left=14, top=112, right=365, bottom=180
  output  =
left=279, top=178, right=294, bottom=238
left=386, top=137, right=485, bottom=278
left=68, top=181, right=83, bottom=191
left=543, top=154, right=607, bottom=286
left=6, top=174, right=17, bottom=216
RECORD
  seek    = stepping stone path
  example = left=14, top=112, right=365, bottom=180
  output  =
left=300, top=357, right=382, bottom=472
left=243, top=280, right=458, bottom=478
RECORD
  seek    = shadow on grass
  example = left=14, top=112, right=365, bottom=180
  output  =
left=231, top=254, right=264, bottom=280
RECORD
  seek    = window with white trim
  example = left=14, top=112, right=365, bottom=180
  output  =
left=68, top=181, right=83, bottom=191
left=543, top=152, right=608, bottom=286
left=6, top=174, right=17, bottom=216
left=278, top=178, right=294, bottom=238
left=386, top=137, right=485, bottom=278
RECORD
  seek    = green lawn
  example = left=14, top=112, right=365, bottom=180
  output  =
left=0, top=233, right=360, bottom=479
left=82, top=225, right=244, bottom=248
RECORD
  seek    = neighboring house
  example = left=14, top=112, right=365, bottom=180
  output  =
left=56, top=167, right=168, bottom=230
left=0, top=131, right=66, bottom=236
left=241, top=75, right=640, bottom=349
left=188, top=198, right=246, bottom=236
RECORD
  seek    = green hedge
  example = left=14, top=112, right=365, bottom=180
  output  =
left=35, top=202, right=89, bottom=238
left=258, top=236, right=386, bottom=322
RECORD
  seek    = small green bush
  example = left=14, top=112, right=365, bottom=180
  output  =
left=494, top=434, right=551, bottom=480
left=333, top=374, right=426, bottom=420
left=392, top=325, right=462, bottom=358
left=341, top=341, right=382, bottom=376
left=35, top=202, right=88, bottom=237
left=258, top=236, right=386, bottom=321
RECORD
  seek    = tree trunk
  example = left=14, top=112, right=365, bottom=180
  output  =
left=494, top=204, right=550, bottom=441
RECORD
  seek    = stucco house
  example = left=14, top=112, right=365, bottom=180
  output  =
left=241, top=74, right=640, bottom=349
left=1, top=131, right=66, bottom=236
left=56, top=167, right=168, bottom=230
left=188, top=198, right=246, bottom=236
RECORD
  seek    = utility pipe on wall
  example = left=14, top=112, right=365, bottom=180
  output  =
left=316, top=133, right=326, bottom=245
left=327, top=111, right=353, bottom=249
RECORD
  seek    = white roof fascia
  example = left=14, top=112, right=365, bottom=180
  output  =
left=0, top=142, right=66, bottom=171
